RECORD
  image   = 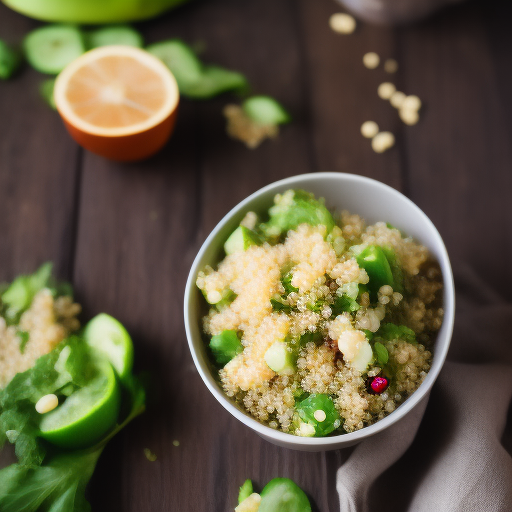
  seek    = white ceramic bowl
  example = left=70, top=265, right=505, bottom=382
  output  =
left=184, top=172, right=455, bottom=451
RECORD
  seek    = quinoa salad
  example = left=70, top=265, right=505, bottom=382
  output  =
left=196, top=189, right=444, bottom=437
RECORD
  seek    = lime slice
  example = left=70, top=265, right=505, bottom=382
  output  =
left=39, top=361, right=120, bottom=448
left=86, top=25, right=143, bottom=49
left=23, top=24, right=85, bottom=74
left=84, top=313, right=134, bottom=382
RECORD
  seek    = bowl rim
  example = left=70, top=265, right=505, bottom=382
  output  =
left=184, top=172, right=455, bottom=447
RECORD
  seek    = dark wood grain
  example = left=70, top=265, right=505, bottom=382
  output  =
left=1, top=0, right=512, bottom=510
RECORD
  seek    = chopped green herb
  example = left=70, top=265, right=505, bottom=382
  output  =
left=377, top=323, right=416, bottom=344
left=373, top=341, right=389, bottom=365
left=270, top=298, right=292, bottom=313
left=16, top=331, right=29, bottom=353
left=281, top=272, right=298, bottom=296
left=0, top=40, right=21, bottom=80
left=143, top=448, right=157, bottom=461
left=331, top=294, right=360, bottom=316
left=40, top=78, right=57, bottom=110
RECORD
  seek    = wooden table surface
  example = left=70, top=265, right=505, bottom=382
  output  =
left=1, top=0, right=511, bottom=510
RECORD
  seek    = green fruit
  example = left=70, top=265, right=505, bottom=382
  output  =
left=23, top=25, right=85, bottom=74
left=3, top=0, right=189, bottom=24
left=259, top=478, right=311, bottom=512
left=86, top=25, right=143, bottom=49
left=243, top=96, right=291, bottom=126
left=84, top=313, right=134, bottom=382
left=264, top=341, right=295, bottom=375
left=39, top=361, right=120, bottom=448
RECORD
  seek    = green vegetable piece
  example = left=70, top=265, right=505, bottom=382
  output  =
left=147, top=39, right=248, bottom=99
left=381, top=246, right=404, bottom=294
left=356, top=245, right=394, bottom=301
left=23, top=25, right=85, bottom=74
left=281, top=272, right=298, bottom=296
left=373, top=341, right=389, bottom=365
left=238, top=479, right=254, bottom=504
left=215, top=289, right=237, bottom=310
left=331, top=294, right=360, bottom=316
left=84, top=313, right=134, bottom=383
left=242, top=95, right=291, bottom=126
left=306, top=298, right=326, bottom=313
left=1, top=262, right=53, bottom=323
left=40, top=78, right=57, bottom=109
left=260, top=189, right=335, bottom=239
left=0, top=40, right=21, bottom=80
left=298, top=331, right=323, bottom=346
left=295, top=393, right=341, bottom=437
left=39, top=360, right=121, bottom=449
left=224, top=226, right=261, bottom=255
left=16, top=331, right=29, bottom=353
left=377, top=323, right=417, bottom=344
left=270, top=298, right=292, bottom=313
left=86, top=25, right=143, bottom=49
left=259, top=478, right=311, bottom=512
left=264, top=341, right=295, bottom=375
left=209, top=330, right=243, bottom=366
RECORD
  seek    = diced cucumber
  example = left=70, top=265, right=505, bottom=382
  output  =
left=350, top=340, right=373, bottom=372
left=224, top=226, right=261, bottom=255
left=40, top=78, right=56, bottom=109
left=356, top=245, right=394, bottom=301
left=209, top=330, right=243, bottom=366
left=264, top=341, right=295, bottom=375
left=23, top=25, right=85, bottom=74
left=86, top=25, right=143, bottom=49
left=242, top=95, right=291, bottom=126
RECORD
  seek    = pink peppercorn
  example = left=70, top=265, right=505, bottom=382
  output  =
left=370, top=376, right=389, bottom=394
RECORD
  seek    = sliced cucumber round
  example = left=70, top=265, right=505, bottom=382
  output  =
left=86, top=25, right=143, bottom=49
left=84, top=313, right=134, bottom=382
left=23, top=24, right=85, bottom=74
left=39, top=361, right=120, bottom=448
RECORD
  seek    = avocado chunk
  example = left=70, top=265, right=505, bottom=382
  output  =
left=209, top=330, right=243, bottom=366
left=264, top=341, right=295, bottom=375
left=260, top=189, right=335, bottom=239
left=295, top=393, right=341, bottom=437
left=224, top=226, right=261, bottom=255
left=356, top=245, right=394, bottom=301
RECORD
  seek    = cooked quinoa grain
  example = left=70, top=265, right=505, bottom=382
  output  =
left=197, top=189, right=443, bottom=437
left=0, top=289, right=80, bottom=389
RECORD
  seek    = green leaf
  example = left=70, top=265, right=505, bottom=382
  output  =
left=373, top=342, right=389, bottom=365
left=280, top=272, right=298, bottom=296
left=0, top=39, right=21, bottom=80
left=242, top=96, right=291, bottom=125
left=238, top=479, right=253, bottom=504
left=17, top=331, right=30, bottom=353
left=377, top=323, right=417, bottom=344
left=147, top=39, right=248, bottom=99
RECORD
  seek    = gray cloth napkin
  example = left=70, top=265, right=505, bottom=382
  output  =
left=337, top=263, right=512, bottom=512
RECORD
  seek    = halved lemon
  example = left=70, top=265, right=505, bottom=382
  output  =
left=54, top=45, right=179, bottom=161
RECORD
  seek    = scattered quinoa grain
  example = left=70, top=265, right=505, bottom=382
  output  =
left=371, top=131, right=395, bottom=153
left=329, top=13, right=356, bottom=34
left=399, top=108, right=420, bottom=126
left=172, top=440, right=180, bottom=447
left=377, top=82, right=396, bottom=100
left=390, top=91, right=406, bottom=109
left=144, top=448, right=158, bottom=461
left=363, top=52, right=380, bottom=69
left=361, top=121, right=379, bottom=138
left=402, top=95, right=422, bottom=111
left=384, top=58, right=399, bottom=73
